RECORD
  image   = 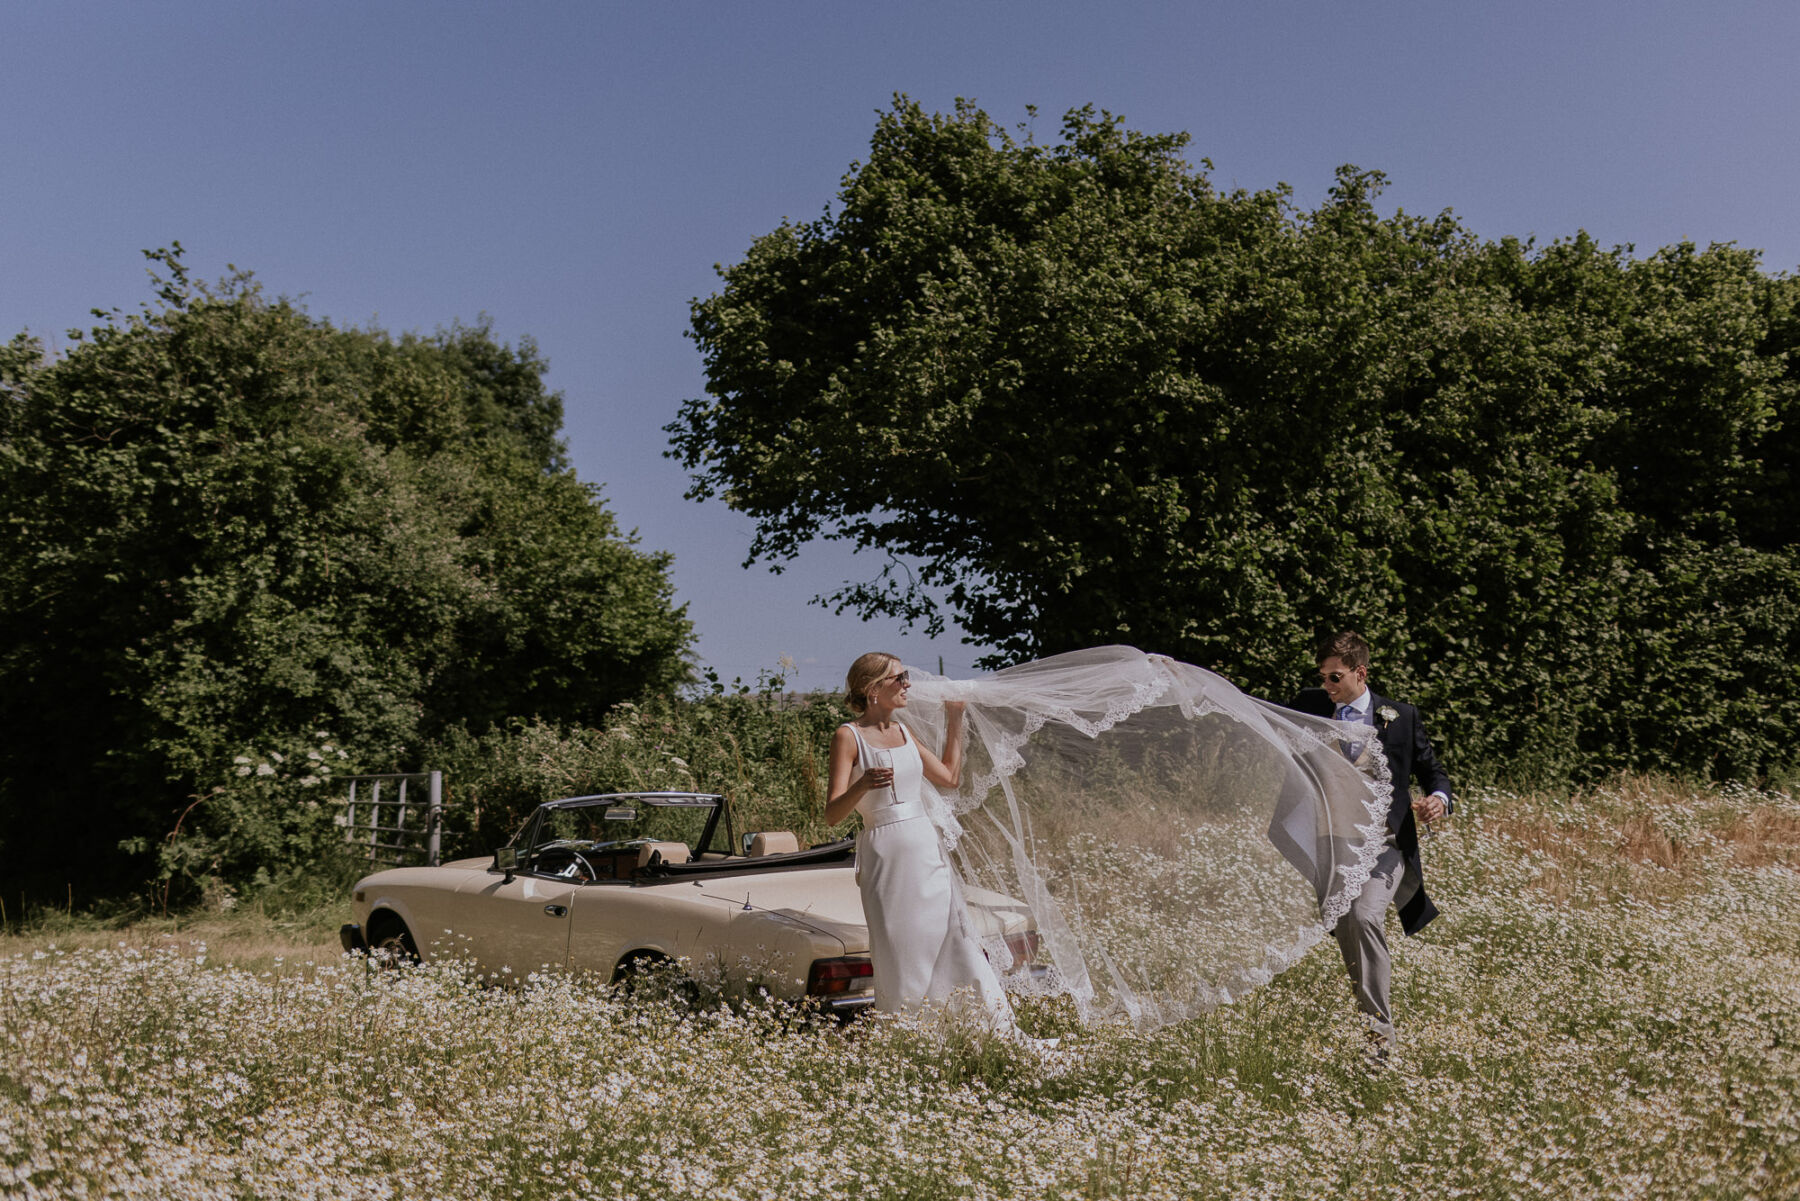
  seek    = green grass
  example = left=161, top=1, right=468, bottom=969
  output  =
left=2, top=777, right=1796, bottom=1198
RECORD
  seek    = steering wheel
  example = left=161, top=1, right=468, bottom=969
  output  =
left=533, top=846, right=597, bottom=883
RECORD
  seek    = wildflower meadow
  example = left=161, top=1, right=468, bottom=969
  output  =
left=3, top=776, right=1796, bottom=1199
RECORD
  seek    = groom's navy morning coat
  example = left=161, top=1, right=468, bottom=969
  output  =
left=1290, top=687, right=1452, bottom=936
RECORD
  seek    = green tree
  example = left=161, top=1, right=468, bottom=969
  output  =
left=0, top=249, right=692, bottom=903
left=669, top=98, right=1799, bottom=781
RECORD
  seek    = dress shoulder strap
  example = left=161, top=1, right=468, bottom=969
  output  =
left=842, top=721, right=870, bottom=764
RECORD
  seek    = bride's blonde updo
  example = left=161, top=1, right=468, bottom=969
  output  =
left=844, top=651, right=900, bottom=715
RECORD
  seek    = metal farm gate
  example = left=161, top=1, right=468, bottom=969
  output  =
left=339, top=771, right=443, bottom=866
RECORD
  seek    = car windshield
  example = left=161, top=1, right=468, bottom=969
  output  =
left=531, top=797, right=720, bottom=856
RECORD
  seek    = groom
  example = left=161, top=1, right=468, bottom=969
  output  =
left=1290, top=631, right=1452, bottom=1057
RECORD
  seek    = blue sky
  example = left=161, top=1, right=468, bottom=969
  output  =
left=5, top=2, right=1795, bottom=691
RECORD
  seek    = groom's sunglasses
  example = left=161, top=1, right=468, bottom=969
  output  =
left=1320, top=670, right=1355, bottom=684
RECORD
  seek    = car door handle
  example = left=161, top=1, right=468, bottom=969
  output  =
left=544, top=904, right=568, bottom=918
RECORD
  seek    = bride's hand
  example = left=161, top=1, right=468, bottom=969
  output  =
left=944, top=700, right=966, bottom=720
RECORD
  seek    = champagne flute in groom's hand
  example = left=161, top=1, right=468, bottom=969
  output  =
left=1412, top=795, right=1440, bottom=839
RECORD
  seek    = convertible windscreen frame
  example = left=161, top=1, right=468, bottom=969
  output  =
left=513, top=792, right=731, bottom=862
left=500, top=792, right=858, bottom=886
left=506, top=791, right=747, bottom=885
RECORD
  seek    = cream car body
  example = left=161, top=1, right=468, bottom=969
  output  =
left=342, top=792, right=1039, bottom=1011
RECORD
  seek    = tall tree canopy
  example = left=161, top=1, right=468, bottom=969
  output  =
left=1, top=250, right=692, bottom=899
left=670, top=98, right=1800, bottom=781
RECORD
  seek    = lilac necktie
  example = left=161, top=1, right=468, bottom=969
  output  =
left=1337, top=703, right=1364, bottom=761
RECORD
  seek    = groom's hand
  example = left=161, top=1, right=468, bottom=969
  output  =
left=1412, top=793, right=1447, bottom=823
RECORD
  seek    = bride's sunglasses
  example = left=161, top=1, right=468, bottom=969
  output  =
left=881, top=670, right=911, bottom=689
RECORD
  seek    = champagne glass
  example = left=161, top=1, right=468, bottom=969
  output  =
left=1412, top=797, right=1437, bottom=839
left=868, top=747, right=894, bottom=804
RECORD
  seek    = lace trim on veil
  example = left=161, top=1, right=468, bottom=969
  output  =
left=1322, top=736, right=1393, bottom=931
left=959, top=667, right=1172, bottom=818
left=916, top=667, right=1171, bottom=857
left=1268, top=716, right=1394, bottom=931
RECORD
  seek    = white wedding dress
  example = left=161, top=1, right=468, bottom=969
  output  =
left=845, top=722, right=1016, bottom=1030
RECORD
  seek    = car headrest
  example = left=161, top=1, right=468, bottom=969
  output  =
left=748, top=831, right=800, bottom=857
left=636, top=841, right=691, bottom=869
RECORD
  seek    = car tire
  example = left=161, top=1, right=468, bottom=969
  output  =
left=610, top=949, right=667, bottom=989
left=610, top=951, right=697, bottom=1003
left=366, top=913, right=420, bottom=968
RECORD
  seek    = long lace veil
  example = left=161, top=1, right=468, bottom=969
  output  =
left=900, top=646, right=1391, bottom=1029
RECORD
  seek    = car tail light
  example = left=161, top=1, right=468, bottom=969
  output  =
left=807, top=956, right=873, bottom=996
left=1003, top=931, right=1041, bottom=969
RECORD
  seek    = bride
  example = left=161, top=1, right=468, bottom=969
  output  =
left=826, top=651, right=1017, bottom=1029
left=828, top=646, right=1392, bottom=1033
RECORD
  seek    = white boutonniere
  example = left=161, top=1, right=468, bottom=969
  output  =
left=1377, top=705, right=1398, bottom=726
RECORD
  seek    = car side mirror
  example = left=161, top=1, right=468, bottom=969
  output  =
left=494, top=846, right=518, bottom=883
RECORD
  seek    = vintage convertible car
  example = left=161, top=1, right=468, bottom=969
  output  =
left=340, top=791, right=1042, bottom=1013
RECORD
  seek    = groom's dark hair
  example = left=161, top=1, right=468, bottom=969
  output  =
left=1316, top=630, right=1371, bottom=671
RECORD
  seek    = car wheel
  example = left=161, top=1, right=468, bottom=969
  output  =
left=610, top=949, right=667, bottom=989
left=366, top=914, right=420, bottom=968
left=610, top=951, right=696, bottom=1004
